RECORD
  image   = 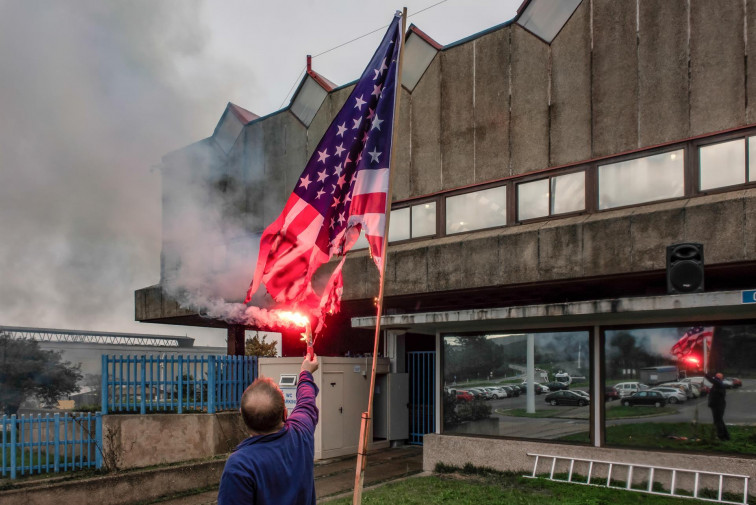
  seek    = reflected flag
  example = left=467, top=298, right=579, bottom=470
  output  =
left=671, top=326, right=714, bottom=357
left=245, top=13, right=402, bottom=323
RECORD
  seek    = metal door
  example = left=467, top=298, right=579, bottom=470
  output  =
left=406, top=351, right=436, bottom=445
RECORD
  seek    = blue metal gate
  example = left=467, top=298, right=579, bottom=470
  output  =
left=406, top=351, right=436, bottom=445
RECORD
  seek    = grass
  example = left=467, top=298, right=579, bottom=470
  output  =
left=559, top=422, right=756, bottom=455
left=326, top=464, right=731, bottom=505
left=605, top=405, right=678, bottom=419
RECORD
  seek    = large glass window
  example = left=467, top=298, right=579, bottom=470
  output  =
left=599, top=149, right=684, bottom=209
left=750, top=137, right=756, bottom=183
left=446, top=186, right=507, bottom=234
left=387, top=207, right=410, bottom=243
left=699, top=139, right=746, bottom=191
left=443, top=330, right=590, bottom=442
left=604, top=323, right=756, bottom=455
left=517, top=171, right=585, bottom=221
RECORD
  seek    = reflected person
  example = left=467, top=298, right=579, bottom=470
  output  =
left=704, top=371, right=730, bottom=441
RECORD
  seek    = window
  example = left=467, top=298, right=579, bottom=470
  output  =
left=517, top=171, right=585, bottom=221
left=446, top=186, right=507, bottom=235
left=699, top=138, right=747, bottom=191
left=598, top=149, right=684, bottom=209
left=604, top=323, right=756, bottom=455
left=387, top=207, right=410, bottom=242
left=443, top=330, right=590, bottom=442
left=411, top=202, right=436, bottom=237
left=750, top=137, right=756, bottom=183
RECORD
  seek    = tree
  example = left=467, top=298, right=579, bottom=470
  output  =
left=0, top=333, right=82, bottom=415
left=245, top=332, right=278, bottom=357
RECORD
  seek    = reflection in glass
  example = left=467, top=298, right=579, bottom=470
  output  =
left=604, top=324, right=756, bottom=455
left=446, top=186, right=507, bottom=234
left=700, top=139, right=746, bottom=190
left=517, top=179, right=549, bottom=221
left=599, top=149, right=684, bottom=209
left=411, top=202, right=436, bottom=237
left=388, top=207, right=410, bottom=242
left=443, top=331, right=590, bottom=442
left=551, top=172, right=585, bottom=215
left=749, top=137, right=756, bottom=183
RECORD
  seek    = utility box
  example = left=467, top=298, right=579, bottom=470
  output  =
left=373, top=373, right=409, bottom=442
left=259, top=356, right=391, bottom=460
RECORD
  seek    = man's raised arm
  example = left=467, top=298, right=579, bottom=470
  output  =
left=289, top=354, right=319, bottom=431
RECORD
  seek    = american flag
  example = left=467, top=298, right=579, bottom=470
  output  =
left=245, top=13, right=402, bottom=319
left=671, top=326, right=714, bottom=357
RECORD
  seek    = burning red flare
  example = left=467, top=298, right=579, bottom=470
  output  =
left=274, top=310, right=314, bottom=359
left=684, top=356, right=700, bottom=365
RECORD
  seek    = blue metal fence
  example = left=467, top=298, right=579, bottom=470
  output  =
left=1, top=413, right=101, bottom=479
left=101, top=354, right=258, bottom=415
left=407, top=351, right=436, bottom=445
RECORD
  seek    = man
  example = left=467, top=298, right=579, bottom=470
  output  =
left=218, top=354, right=319, bottom=504
left=705, top=371, right=730, bottom=441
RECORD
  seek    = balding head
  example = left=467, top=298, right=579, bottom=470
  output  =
left=240, top=377, right=285, bottom=435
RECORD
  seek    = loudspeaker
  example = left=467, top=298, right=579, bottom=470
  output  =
left=666, top=243, right=704, bottom=294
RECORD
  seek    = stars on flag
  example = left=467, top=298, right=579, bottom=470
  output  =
left=371, top=114, right=383, bottom=131
left=336, top=122, right=347, bottom=137
left=317, top=149, right=330, bottom=163
left=299, top=174, right=312, bottom=189
left=354, top=95, right=366, bottom=109
left=368, top=148, right=381, bottom=163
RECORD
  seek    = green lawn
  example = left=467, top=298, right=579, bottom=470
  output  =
left=559, top=422, right=756, bottom=455
left=327, top=467, right=732, bottom=505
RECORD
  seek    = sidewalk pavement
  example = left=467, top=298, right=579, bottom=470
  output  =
left=152, top=445, right=424, bottom=505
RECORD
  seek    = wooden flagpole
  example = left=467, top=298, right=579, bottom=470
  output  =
left=352, top=8, right=407, bottom=505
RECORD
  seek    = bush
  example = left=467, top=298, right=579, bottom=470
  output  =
left=457, top=399, right=492, bottom=422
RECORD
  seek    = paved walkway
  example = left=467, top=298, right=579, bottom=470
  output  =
left=152, top=445, right=424, bottom=505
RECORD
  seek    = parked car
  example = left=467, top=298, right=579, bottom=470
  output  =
left=501, top=385, right=520, bottom=397
left=621, top=390, right=667, bottom=408
left=520, top=382, right=544, bottom=394
left=650, top=386, right=687, bottom=404
left=544, top=390, right=589, bottom=407
left=663, top=381, right=696, bottom=399
left=455, top=391, right=473, bottom=402
left=573, top=390, right=590, bottom=400
left=614, top=382, right=649, bottom=398
left=605, top=386, right=620, bottom=401
left=466, top=387, right=490, bottom=399
left=545, top=381, right=569, bottom=391
left=483, top=387, right=508, bottom=399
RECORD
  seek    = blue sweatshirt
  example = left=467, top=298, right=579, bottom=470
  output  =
left=217, top=370, right=319, bottom=505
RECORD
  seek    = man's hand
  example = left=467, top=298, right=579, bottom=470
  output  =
left=302, top=353, right=319, bottom=374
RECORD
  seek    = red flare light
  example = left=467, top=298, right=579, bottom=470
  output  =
left=684, top=356, right=700, bottom=365
left=277, top=311, right=309, bottom=328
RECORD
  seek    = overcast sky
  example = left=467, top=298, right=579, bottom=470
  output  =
left=0, top=0, right=520, bottom=347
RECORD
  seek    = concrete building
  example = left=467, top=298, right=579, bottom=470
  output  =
left=136, top=0, right=756, bottom=491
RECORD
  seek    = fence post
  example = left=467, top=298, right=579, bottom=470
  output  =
left=208, top=356, right=216, bottom=414
left=140, top=356, right=146, bottom=415
left=178, top=355, right=184, bottom=414
left=10, top=415, right=16, bottom=479
left=95, top=413, right=103, bottom=469
left=53, top=413, right=60, bottom=474
left=101, top=355, right=108, bottom=415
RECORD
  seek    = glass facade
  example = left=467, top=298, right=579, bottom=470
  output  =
left=387, top=207, right=410, bottom=242
left=443, top=330, right=590, bottom=442
left=599, top=149, right=684, bottom=209
left=699, top=139, right=746, bottom=191
left=604, top=324, right=756, bottom=455
left=446, top=186, right=507, bottom=234
left=750, top=137, right=756, bottom=183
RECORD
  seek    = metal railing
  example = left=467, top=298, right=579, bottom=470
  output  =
left=101, top=354, right=258, bottom=414
left=407, top=351, right=436, bottom=445
left=1, top=413, right=102, bottom=479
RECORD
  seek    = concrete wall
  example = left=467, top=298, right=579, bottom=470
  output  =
left=102, top=412, right=246, bottom=470
left=425, top=433, right=756, bottom=495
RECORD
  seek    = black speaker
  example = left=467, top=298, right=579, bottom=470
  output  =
left=666, top=243, right=704, bottom=294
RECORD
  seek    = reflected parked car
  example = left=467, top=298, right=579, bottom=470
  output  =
left=501, top=385, right=520, bottom=397
left=573, top=390, right=590, bottom=400
left=545, top=381, right=569, bottom=391
left=650, top=386, right=687, bottom=404
left=621, top=390, right=667, bottom=408
left=614, top=382, right=649, bottom=398
left=520, top=382, right=545, bottom=394
left=605, top=386, right=620, bottom=401
left=544, top=390, right=589, bottom=407
left=455, top=391, right=473, bottom=403
left=483, top=387, right=508, bottom=399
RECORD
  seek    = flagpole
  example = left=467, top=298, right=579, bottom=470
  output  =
left=352, top=7, right=407, bottom=505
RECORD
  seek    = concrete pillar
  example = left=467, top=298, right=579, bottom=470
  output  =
left=592, top=325, right=601, bottom=447
left=227, top=325, right=246, bottom=356
left=526, top=333, right=535, bottom=414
